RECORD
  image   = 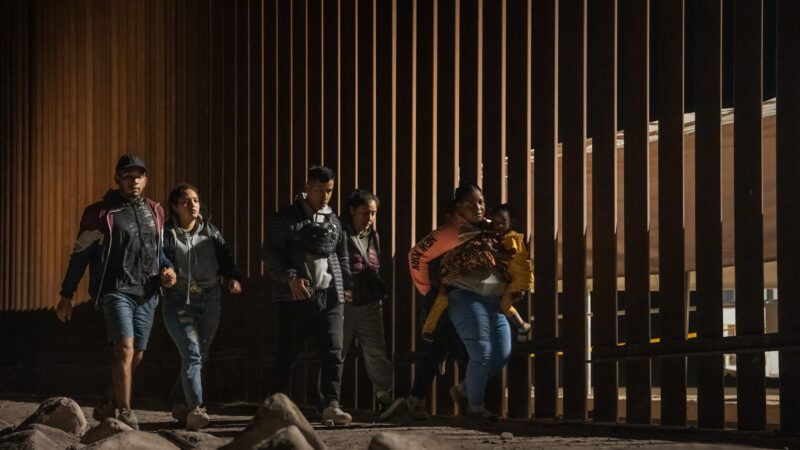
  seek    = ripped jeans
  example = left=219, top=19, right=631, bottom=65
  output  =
left=162, top=285, right=222, bottom=408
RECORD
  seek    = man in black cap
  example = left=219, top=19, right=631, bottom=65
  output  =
left=56, top=154, right=177, bottom=430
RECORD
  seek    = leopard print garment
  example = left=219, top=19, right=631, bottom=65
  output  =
left=439, top=230, right=512, bottom=285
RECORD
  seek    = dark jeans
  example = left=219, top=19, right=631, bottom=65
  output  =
left=270, top=287, right=344, bottom=408
left=410, top=312, right=468, bottom=400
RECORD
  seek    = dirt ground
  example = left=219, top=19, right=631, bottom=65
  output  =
left=0, top=398, right=793, bottom=449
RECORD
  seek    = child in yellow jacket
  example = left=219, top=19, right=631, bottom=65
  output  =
left=422, top=203, right=534, bottom=342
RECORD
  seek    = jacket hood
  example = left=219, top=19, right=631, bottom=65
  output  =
left=167, top=215, right=206, bottom=236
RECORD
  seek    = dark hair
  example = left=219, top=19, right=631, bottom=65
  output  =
left=347, top=189, right=380, bottom=210
left=444, top=183, right=483, bottom=221
left=308, top=165, right=336, bottom=183
left=488, top=202, right=515, bottom=222
left=342, top=189, right=380, bottom=227
left=168, top=183, right=201, bottom=213
left=454, top=183, right=482, bottom=203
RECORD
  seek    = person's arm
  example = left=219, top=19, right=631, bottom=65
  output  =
left=60, top=208, right=102, bottom=300
left=211, top=224, right=242, bottom=281
left=337, top=223, right=354, bottom=296
left=408, top=225, right=458, bottom=296
left=209, top=224, right=243, bottom=294
left=157, top=214, right=177, bottom=287
left=58, top=208, right=102, bottom=321
left=261, top=213, right=298, bottom=284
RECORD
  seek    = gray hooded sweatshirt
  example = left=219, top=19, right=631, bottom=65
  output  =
left=169, top=217, right=221, bottom=301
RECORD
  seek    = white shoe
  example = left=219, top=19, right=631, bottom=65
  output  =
left=321, top=400, right=352, bottom=426
left=185, top=405, right=210, bottom=431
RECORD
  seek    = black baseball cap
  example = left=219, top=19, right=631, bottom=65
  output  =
left=115, top=154, right=147, bottom=173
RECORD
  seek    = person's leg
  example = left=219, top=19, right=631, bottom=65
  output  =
left=341, top=303, right=358, bottom=362
left=445, top=289, right=492, bottom=411
left=194, top=287, right=222, bottom=400
left=314, top=288, right=344, bottom=407
left=488, top=306, right=512, bottom=379
left=161, top=293, right=204, bottom=408
left=131, top=292, right=159, bottom=375
left=270, top=302, right=302, bottom=396
left=422, top=291, right=449, bottom=341
left=352, top=302, right=394, bottom=395
left=102, top=293, right=138, bottom=411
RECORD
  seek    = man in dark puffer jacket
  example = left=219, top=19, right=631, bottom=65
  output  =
left=262, top=165, right=353, bottom=426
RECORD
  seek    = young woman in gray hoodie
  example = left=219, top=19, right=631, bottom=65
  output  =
left=162, top=183, right=242, bottom=431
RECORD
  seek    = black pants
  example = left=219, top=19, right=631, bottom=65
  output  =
left=410, top=312, right=468, bottom=400
left=270, top=287, right=344, bottom=407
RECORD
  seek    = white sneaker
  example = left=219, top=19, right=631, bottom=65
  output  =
left=185, top=405, right=210, bottom=431
left=321, top=400, right=352, bottom=426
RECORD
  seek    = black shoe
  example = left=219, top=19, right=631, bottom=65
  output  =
left=377, top=397, right=406, bottom=421
left=92, top=401, right=116, bottom=421
left=466, top=407, right=499, bottom=424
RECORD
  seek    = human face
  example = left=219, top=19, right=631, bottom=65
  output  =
left=172, top=188, right=200, bottom=227
left=115, top=168, right=147, bottom=200
left=490, top=209, right=511, bottom=234
left=351, top=200, right=378, bottom=232
left=305, top=179, right=335, bottom=212
left=456, top=190, right=485, bottom=224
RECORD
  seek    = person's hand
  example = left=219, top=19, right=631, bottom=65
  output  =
left=56, top=297, right=73, bottom=322
left=228, top=279, right=242, bottom=294
left=160, top=267, right=177, bottom=288
left=344, top=289, right=353, bottom=303
left=289, top=277, right=312, bottom=300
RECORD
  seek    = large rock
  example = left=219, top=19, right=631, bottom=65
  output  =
left=85, top=430, right=180, bottom=449
left=15, top=397, right=88, bottom=437
left=0, top=424, right=82, bottom=450
left=254, top=425, right=312, bottom=450
left=223, top=393, right=325, bottom=450
left=158, top=430, right=231, bottom=450
left=80, top=418, right=133, bottom=445
left=0, top=420, right=12, bottom=437
left=367, top=432, right=449, bottom=450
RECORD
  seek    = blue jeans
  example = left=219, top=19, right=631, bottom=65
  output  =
left=162, top=285, right=222, bottom=407
left=102, top=291, right=160, bottom=351
left=446, top=288, right=511, bottom=411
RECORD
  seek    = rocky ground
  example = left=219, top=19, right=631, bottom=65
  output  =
left=0, top=396, right=793, bottom=449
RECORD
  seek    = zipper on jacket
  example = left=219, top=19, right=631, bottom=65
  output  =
left=95, top=206, right=124, bottom=305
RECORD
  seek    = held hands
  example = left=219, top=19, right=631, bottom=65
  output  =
left=56, top=297, right=73, bottom=322
left=160, top=267, right=177, bottom=288
left=289, top=277, right=312, bottom=300
left=228, top=279, right=242, bottom=294
left=344, top=289, right=353, bottom=303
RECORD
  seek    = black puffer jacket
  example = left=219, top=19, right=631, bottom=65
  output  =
left=262, top=198, right=353, bottom=303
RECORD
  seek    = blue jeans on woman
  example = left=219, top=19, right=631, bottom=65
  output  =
left=446, top=288, right=511, bottom=411
left=162, top=285, right=222, bottom=408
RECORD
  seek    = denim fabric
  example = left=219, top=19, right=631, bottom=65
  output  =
left=342, top=301, right=394, bottom=394
left=162, top=285, right=222, bottom=407
left=269, top=287, right=344, bottom=408
left=102, top=291, right=159, bottom=351
left=446, top=288, right=511, bottom=410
